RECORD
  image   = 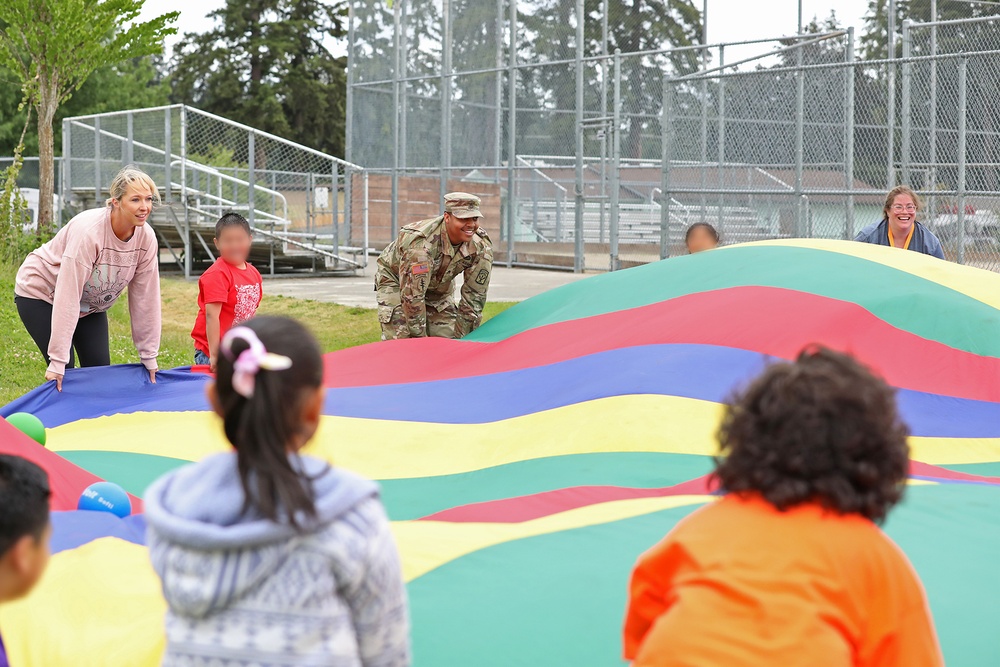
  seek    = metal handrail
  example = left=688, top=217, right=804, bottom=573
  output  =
left=67, top=119, right=291, bottom=224
left=252, top=226, right=363, bottom=269
left=169, top=160, right=289, bottom=223
left=650, top=188, right=696, bottom=227
left=66, top=104, right=363, bottom=171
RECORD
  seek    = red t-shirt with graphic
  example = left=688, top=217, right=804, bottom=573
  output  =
left=191, top=258, right=263, bottom=356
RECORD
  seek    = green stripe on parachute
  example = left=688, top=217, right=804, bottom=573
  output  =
left=469, top=246, right=1000, bottom=358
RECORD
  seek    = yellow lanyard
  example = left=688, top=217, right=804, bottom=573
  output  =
left=887, top=224, right=914, bottom=250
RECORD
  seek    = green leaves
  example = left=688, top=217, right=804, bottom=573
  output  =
left=0, top=0, right=177, bottom=106
left=168, top=0, right=348, bottom=156
left=0, top=0, right=179, bottom=228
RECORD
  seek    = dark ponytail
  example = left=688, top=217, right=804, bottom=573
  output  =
left=214, top=316, right=325, bottom=527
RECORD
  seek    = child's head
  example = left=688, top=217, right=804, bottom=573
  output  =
left=207, top=316, right=325, bottom=526
left=0, top=455, right=52, bottom=602
left=714, top=347, right=910, bottom=523
left=685, top=223, right=719, bottom=254
left=214, top=212, right=253, bottom=265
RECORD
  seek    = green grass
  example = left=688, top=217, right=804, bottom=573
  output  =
left=0, top=263, right=516, bottom=406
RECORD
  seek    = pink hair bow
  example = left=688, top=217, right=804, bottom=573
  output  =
left=221, top=327, right=293, bottom=398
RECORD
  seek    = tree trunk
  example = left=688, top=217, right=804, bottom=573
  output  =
left=36, top=78, right=59, bottom=234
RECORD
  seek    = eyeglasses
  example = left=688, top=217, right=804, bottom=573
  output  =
left=891, top=204, right=917, bottom=212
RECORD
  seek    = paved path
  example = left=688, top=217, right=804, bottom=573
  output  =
left=264, top=264, right=594, bottom=308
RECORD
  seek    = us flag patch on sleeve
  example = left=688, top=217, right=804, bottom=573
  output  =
left=412, top=263, right=430, bottom=275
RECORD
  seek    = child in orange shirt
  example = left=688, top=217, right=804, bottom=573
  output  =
left=623, top=348, right=943, bottom=667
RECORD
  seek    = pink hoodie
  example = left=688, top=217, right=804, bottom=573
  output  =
left=15, top=207, right=161, bottom=375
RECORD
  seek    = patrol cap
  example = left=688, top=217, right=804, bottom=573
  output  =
left=444, top=192, right=483, bottom=219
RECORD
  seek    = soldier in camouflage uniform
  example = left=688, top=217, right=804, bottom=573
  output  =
left=375, top=192, right=493, bottom=340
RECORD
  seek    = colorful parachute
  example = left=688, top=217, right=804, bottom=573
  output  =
left=1, top=239, right=999, bottom=665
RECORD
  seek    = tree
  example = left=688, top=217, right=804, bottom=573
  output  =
left=170, top=0, right=349, bottom=158
left=0, top=1, right=177, bottom=231
left=860, top=1, right=1000, bottom=192
left=0, top=55, right=169, bottom=160
left=859, top=0, right=1000, bottom=60
left=519, top=0, right=702, bottom=160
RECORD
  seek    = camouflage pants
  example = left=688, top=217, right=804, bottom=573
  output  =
left=376, top=287, right=459, bottom=340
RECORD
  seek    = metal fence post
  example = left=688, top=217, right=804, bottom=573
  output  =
left=391, top=0, right=400, bottom=235
left=886, top=0, right=897, bottom=189
left=716, top=45, right=726, bottom=238
left=900, top=19, right=912, bottom=186
left=532, top=169, right=539, bottom=228
left=699, top=46, right=708, bottom=221
left=506, top=0, right=517, bottom=268
left=363, top=170, right=370, bottom=266
left=164, top=108, right=172, bottom=203
left=609, top=50, right=621, bottom=272
left=345, top=0, right=355, bottom=251
left=794, top=37, right=805, bottom=237
left=440, top=0, right=452, bottom=203
left=94, top=117, right=101, bottom=202
left=180, top=106, right=190, bottom=278
left=399, top=0, right=408, bottom=171
left=660, top=75, right=672, bottom=259
left=332, top=163, right=340, bottom=259
left=59, top=118, right=73, bottom=201
left=957, top=56, right=967, bottom=265
left=845, top=28, right=856, bottom=240
left=493, top=0, right=503, bottom=170
left=248, top=131, right=256, bottom=232
left=62, top=118, right=71, bottom=217
left=573, top=0, right=584, bottom=272
left=125, top=111, right=134, bottom=165
left=599, top=1, right=609, bottom=245
left=305, top=171, right=312, bottom=237
left=345, top=1, right=355, bottom=166
left=928, top=0, right=938, bottom=221
left=556, top=188, right=563, bottom=240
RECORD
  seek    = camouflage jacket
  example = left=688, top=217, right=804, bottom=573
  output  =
left=375, top=215, right=493, bottom=337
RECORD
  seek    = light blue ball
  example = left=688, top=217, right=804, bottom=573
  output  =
left=77, top=482, right=132, bottom=518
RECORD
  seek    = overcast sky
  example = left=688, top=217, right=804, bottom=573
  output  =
left=142, top=0, right=873, bottom=56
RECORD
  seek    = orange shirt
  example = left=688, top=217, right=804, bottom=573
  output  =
left=623, top=494, right=943, bottom=667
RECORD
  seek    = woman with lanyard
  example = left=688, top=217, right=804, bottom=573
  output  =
left=853, top=185, right=945, bottom=259
left=14, top=165, right=162, bottom=392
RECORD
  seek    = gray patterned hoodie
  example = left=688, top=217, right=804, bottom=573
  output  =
left=145, top=452, right=410, bottom=667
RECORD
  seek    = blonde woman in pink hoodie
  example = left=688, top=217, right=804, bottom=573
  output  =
left=14, top=165, right=162, bottom=392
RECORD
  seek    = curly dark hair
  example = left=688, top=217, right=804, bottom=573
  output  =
left=713, top=347, right=910, bottom=523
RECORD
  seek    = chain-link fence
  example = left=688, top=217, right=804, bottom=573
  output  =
left=61, top=105, right=368, bottom=277
left=349, top=2, right=1000, bottom=271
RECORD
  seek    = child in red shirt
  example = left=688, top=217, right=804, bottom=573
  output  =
left=623, top=348, right=943, bottom=667
left=191, top=213, right=263, bottom=371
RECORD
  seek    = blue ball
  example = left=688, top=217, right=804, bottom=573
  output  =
left=77, top=482, right=132, bottom=518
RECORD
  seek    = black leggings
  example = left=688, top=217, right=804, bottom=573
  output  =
left=15, top=296, right=111, bottom=370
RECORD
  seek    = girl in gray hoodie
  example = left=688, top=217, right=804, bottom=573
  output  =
left=145, top=316, right=410, bottom=666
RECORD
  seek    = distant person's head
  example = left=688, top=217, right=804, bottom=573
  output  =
left=685, top=223, right=719, bottom=254
left=208, top=316, right=325, bottom=527
left=443, top=192, right=483, bottom=245
left=883, top=186, right=921, bottom=237
left=105, top=165, right=159, bottom=229
left=0, top=455, right=52, bottom=602
left=214, top=212, right=254, bottom=266
left=714, top=347, right=910, bottom=524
